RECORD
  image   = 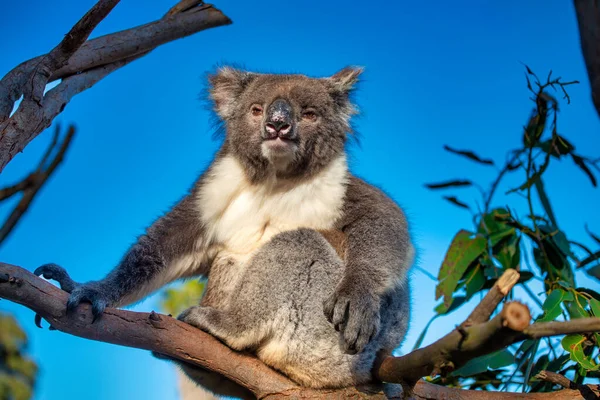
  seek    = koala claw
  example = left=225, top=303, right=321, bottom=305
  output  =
left=34, top=263, right=78, bottom=293
left=35, top=263, right=111, bottom=323
left=324, top=282, right=381, bottom=354
left=66, top=285, right=111, bottom=323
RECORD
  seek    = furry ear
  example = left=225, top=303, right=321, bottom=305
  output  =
left=325, top=66, right=363, bottom=121
left=208, top=67, right=258, bottom=119
left=326, top=66, right=364, bottom=94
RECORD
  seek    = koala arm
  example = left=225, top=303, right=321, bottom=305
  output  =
left=36, top=193, right=207, bottom=319
left=324, top=177, right=413, bottom=353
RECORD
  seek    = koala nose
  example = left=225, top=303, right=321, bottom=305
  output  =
left=264, top=99, right=295, bottom=139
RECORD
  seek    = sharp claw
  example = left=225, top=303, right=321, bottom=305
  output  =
left=91, top=301, right=106, bottom=323
left=34, top=314, right=43, bottom=328
left=66, top=297, right=79, bottom=313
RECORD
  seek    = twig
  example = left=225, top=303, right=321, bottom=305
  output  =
left=465, top=269, right=520, bottom=324
left=0, top=126, right=75, bottom=244
left=536, top=370, right=599, bottom=400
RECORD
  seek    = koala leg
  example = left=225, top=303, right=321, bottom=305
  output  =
left=178, top=305, right=269, bottom=351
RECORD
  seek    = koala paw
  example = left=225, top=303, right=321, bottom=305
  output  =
left=35, top=263, right=78, bottom=293
left=66, top=284, right=112, bottom=323
left=324, top=279, right=381, bottom=354
left=35, top=263, right=110, bottom=324
left=178, top=306, right=213, bottom=332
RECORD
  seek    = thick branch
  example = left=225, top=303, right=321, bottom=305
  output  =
left=573, top=0, right=600, bottom=118
left=22, top=0, right=120, bottom=106
left=377, top=302, right=532, bottom=385
left=0, top=1, right=231, bottom=173
left=0, top=263, right=598, bottom=399
left=377, top=268, right=600, bottom=388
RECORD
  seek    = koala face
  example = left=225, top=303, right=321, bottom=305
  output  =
left=208, top=67, right=362, bottom=182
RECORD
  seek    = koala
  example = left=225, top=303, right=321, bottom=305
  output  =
left=36, top=66, right=414, bottom=393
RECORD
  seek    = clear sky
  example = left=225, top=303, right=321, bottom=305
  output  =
left=1, top=1, right=599, bottom=399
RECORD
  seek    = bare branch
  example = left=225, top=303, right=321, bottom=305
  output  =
left=0, top=126, right=75, bottom=244
left=536, top=370, right=599, bottom=400
left=573, top=0, right=600, bottom=118
left=22, top=0, right=120, bottom=106
left=0, top=2, right=231, bottom=173
left=36, top=124, right=61, bottom=171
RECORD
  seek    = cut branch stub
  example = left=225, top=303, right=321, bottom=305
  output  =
left=500, top=301, right=531, bottom=331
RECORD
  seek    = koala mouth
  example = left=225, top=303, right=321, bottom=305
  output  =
left=262, top=136, right=297, bottom=152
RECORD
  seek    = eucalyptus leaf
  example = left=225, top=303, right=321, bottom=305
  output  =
left=451, top=349, right=515, bottom=377
left=435, top=230, right=486, bottom=310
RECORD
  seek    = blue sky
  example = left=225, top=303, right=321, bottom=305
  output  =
left=1, top=1, right=599, bottom=399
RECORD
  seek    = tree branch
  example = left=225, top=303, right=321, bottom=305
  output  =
left=376, top=268, right=600, bottom=389
left=0, top=1, right=231, bottom=173
left=0, top=125, right=75, bottom=244
left=573, top=0, right=600, bottom=118
left=536, top=371, right=599, bottom=400
left=0, top=263, right=598, bottom=399
left=465, top=268, right=520, bottom=324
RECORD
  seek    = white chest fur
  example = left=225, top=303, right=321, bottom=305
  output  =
left=197, top=155, right=348, bottom=261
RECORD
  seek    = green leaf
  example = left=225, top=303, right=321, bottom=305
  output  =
left=585, top=225, right=600, bottom=245
left=576, top=287, right=600, bottom=300
left=537, top=136, right=574, bottom=158
left=577, top=250, right=600, bottom=269
left=443, top=145, right=494, bottom=166
left=495, top=234, right=521, bottom=270
left=517, top=271, right=534, bottom=284
left=451, top=349, right=515, bottom=377
left=478, top=208, right=512, bottom=235
left=425, top=180, right=473, bottom=190
left=435, top=295, right=467, bottom=315
left=572, top=154, right=597, bottom=187
left=538, top=289, right=568, bottom=322
left=565, top=292, right=589, bottom=319
left=561, top=334, right=599, bottom=371
left=435, top=230, right=487, bottom=310
left=442, top=196, right=470, bottom=210
left=412, top=315, right=438, bottom=351
left=586, top=264, right=600, bottom=281
left=534, top=178, right=558, bottom=228
left=464, top=265, right=486, bottom=299
left=589, top=298, right=600, bottom=317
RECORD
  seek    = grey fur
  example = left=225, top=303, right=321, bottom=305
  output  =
left=36, top=66, right=413, bottom=392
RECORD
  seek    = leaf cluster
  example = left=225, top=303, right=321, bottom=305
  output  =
left=423, top=68, right=600, bottom=391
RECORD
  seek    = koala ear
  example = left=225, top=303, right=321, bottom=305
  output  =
left=326, top=66, right=364, bottom=94
left=208, top=67, right=258, bottom=119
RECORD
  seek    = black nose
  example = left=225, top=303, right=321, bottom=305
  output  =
left=264, top=99, right=295, bottom=139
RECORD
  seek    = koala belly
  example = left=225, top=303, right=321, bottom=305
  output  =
left=198, top=228, right=409, bottom=389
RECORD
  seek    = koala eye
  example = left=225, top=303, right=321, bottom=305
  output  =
left=250, top=105, right=263, bottom=117
left=302, top=110, right=318, bottom=122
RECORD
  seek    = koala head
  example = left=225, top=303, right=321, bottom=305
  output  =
left=207, top=66, right=362, bottom=182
